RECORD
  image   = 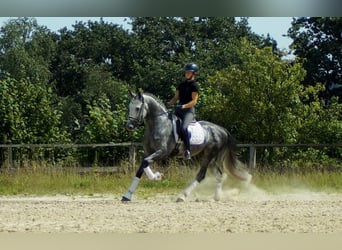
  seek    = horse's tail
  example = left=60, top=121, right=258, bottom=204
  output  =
left=223, top=132, right=252, bottom=183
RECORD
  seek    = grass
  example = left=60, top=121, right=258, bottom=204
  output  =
left=254, top=171, right=342, bottom=193
left=0, top=163, right=341, bottom=197
left=0, top=164, right=190, bottom=197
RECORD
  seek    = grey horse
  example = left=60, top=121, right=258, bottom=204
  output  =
left=121, top=92, right=252, bottom=202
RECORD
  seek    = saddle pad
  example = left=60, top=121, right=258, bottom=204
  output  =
left=188, top=122, right=205, bottom=145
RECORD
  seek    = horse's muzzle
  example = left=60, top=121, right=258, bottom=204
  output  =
left=126, top=121, right=136, bottom=131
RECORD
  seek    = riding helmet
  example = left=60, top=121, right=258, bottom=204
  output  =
left=184, top=63, right=199, bottom=73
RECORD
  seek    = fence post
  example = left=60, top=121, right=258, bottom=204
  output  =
left=7, top=146, right=13, bottom=169
left=249, top=145, right=256, bottom=171
left=129, top=143, right=136, bottom=171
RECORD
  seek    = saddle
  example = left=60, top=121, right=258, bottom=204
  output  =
left=169, top=113, right=205, bottom=146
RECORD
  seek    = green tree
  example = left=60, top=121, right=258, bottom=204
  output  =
left=50, top=20, right=134, bottom=142
left=52, top=19, right=133, bottom=97
left=199, top=39, right=306, bottom=144
left=0, top=17, right=56, bottom=85
left=288, top=17, right=342, bottom=101
left=199, top=40, right=341, bottom=166
left=297, top=85, right=342, bottom=144
left=80, top=66, right=131, bottom=143
left=79, top=75, right=133, bottom=166
left=129, top=17, right=260, bottom=100
left=0, top=17, right=68, bottom=145
left=0, top=76, right=68, bottom=144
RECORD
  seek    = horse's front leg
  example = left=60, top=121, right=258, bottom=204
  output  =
left=122, top=149, right=166, bottom=202
left=140, top=150, right=165, bottom=180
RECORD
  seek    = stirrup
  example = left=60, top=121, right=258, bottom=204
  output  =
left=184, top=150, right=191, bottom=160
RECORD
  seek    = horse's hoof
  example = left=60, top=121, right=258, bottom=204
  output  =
left=214, top=195, right=221, bottom=202
left=121, top=196, right=131, bottom=202
left=176, top=196, right=185, bottom=202
left=154, top=171, right=162, bottom=181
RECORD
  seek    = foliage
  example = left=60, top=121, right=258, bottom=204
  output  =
left=50, top=20, right=134, bottom=142
left=199, top=39, right=306, bottom=144
left=80, top=66, right=131, bottom=143
left=51, top=19, right=133, bottom=97
left=129, top=17, right=261, bottom=100
left=0, top=76, right=68, bottom=144
left=0, top=17, right=340, bottom=170
left=297, top=87, right=342, bottom=144
left=198, top=39, right=341, bottom=165
left=288, top=17, right=342, bottom=102
left=0, top=17, right=56, bottom=85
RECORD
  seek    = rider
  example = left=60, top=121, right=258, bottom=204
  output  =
left=168, top=63, right=199, bottom=160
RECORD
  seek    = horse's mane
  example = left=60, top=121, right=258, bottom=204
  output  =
left=143, top=92, right=167, bottom=109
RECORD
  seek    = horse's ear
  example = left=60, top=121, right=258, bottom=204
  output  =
left=128, top=90, right=135, bottom=98
left=136, top=88, right=143, bottom=98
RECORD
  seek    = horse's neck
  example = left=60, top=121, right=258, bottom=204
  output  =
left=144, top=98, right=169, bottom=131
left=145, top=96, right=166, bottom=118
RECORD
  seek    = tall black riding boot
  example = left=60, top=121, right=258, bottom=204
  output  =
left=181, top=128, right=191, bottom=160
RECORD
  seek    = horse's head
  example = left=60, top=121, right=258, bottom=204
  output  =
left=126, top=91, right=146, bottom=131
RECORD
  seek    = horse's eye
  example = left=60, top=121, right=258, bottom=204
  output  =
left=135, top=107, right=140, bottom=111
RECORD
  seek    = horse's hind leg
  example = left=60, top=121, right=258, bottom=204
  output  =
left=214, top=167, right=227, bottom=201
left=176, top=180, right=199, bottom=202
left=176, top=174, right=203, bottom=202
left=176, top=157, right=214, bottom=202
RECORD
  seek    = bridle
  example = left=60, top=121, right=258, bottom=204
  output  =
left=128, top=94, right=169, bottom=128
left=128, top=97, right=145, bottom=127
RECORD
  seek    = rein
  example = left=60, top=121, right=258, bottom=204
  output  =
left=128, top=95, right=169, bottom=126
left=129, top=111, right=169, bottom=127
left=128, top=97, right=145, bottom=126
left=146, top=110, right=169, bottom=120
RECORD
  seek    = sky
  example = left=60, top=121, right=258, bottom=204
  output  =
left=0, top=17, right=294, bottom=51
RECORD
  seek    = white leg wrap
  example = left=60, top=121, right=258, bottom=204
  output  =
left=128, top=177, right=140, bottom=193
left=184, top=180, right=199, bottom=197
left=214, top=182, right=222, bottom=201
left=144, top=166, right=155, bottom=180
left=144, top=166, right=162, bottom=180
left=123, top=177, right=140, bottom=200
